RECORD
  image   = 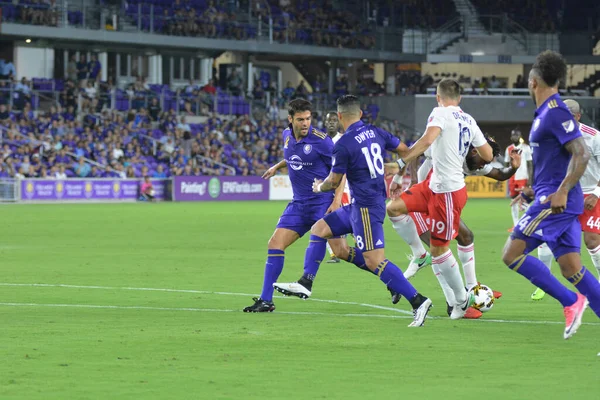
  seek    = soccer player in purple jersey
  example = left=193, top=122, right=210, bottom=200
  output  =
left=501, top=50, right=600, bottom=339
left=278, top=95, right=432, bottom=327
left=243, top=99, right=348, bottom=312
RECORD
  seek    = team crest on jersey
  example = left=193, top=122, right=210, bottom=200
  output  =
left=562, top=120, right=575, bottom=133
left=284, top=136, right=290, bottom=149
left=532, top=119, right=541, bottom=131
left=303, top=144, right=312, bottom=154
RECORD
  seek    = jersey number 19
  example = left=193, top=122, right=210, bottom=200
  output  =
left=361, top=143, right=384, bottom=179
left=458, top=123, right=473, bottom=157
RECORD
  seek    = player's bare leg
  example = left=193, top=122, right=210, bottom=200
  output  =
left=584, top=232, right=600, bottom=282
left=502, top=237, right=587, bottom=339
left=386, top=199, right=431, bottom=279
left=243, top=228, right=300, bottom=312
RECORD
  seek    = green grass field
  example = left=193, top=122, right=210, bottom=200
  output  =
left=1, top=199, right=599, bottom=399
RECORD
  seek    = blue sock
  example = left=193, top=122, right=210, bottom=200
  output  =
left=260, top=249, right=285, bottom=301
left=375, top=259, right=418, bottom=300
left=568, top=266, right=600, bottom=317
left=345, top=247, right=376, bottom=275
left=302, top=235, right=327, bottom=281
left=509, top=255, right=577, bottom=307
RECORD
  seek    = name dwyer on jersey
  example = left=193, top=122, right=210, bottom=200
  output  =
left=354, top=130, right=376, bottom=143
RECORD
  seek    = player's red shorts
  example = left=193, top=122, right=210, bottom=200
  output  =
left=341, top=192, right=351, bottom=206
left=410, top=212, right=430, bottom=236
left=579, top=194, right=600, bottom=234
left=401, top=181, right=468, bottom=246
left=509, top=178, right=527, bottom=198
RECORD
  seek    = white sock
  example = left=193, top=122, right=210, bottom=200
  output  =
left=537, top=244, right=553, bottom=271
left=389, top=215, right=427, bottom=258
left=326, top=242, right=335, bottom=258
left=587, top=244, right=600, bottom=278
left=457, top=243, right=477, bottom=291
left=511, top=202, right=520, bottom=226
left=432, top=263, right=456, bottom=305
left=433, top=250, right=466, bottom=305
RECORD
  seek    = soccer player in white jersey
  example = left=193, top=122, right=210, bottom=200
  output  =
left=385, top=78, right=494, bottom=320
left=526, top=99, right=600, bottom=301
left=505, top=129, right=533, bottom=230
left=323, top=112, right=352, bottom=263
left=391, top=135, right=516, bottom=318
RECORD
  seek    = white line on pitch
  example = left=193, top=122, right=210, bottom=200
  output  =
left=0, top=282, right=411, bottom=315
left=1, top=282, right=599, bottom=326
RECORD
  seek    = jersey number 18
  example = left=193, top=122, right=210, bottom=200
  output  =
left=361, top=143, right=384, bottom=179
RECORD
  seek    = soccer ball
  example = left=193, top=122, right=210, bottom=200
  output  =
left=470, top=284, right=495, bottom=312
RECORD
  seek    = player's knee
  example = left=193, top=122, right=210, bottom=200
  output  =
left=310, top=220, right=330, bottom=238
left=457, top=227, right=474, bottom=246
left=267, top=236, right=284, bottom=250
left=584, top=233, right=600, bottom=250
left=386, top=201, right=402, bottom=218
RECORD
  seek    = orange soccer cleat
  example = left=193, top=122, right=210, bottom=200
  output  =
left=464, top=307, right=483, bottom=319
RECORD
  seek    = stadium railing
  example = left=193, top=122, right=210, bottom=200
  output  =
left=424, top=87, right=590, bottom=96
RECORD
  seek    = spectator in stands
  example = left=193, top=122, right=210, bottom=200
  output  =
left=55, top=165, right=67, bottom=179
left=139, top=176, right=156, bottom=202
left=228, top=70, right=243, bottom=96
left=148, top=98, right=161, bottom=121
left=0, top=59, right=16, bottom=80
left=489, top=75, right=501, bottom=89
left=282, top=82, right=295, bottom=101
left=126, top=165, right=136, bottom=178
left=152, top=164, right=167, bottom=178
left=295, top=81, right=308, bottom=98
left=88, top=54, right=101, bottom=82
left=0, top=104, right=9, bottom=123
left=74, top=158, right=91, bottom=177
left=267, top=99, right=280, bottom=120
left=15, top=77, right=31, bottom=103
left=77, top=55, right=88, bottom=86
left=66, top=54, right=78, bottom=81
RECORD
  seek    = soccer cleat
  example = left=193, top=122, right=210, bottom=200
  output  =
left=273, top=281, right=312, bottom=299
left=387, top=286, right=401, bottom=305
left=243, top=297, right=275, bottom=313
left=403, top=252, right=432, bottom=280
left=563, top=294, right=588, bottom=340
left=326, top=256, right=341, bottom=263
left=531, top=288, right=546, bottom=301
left=446, top=303, right=482, bottom=319
left=408, top=297, right=432, bottom=327
left=450, top=292, right=476, bottom=320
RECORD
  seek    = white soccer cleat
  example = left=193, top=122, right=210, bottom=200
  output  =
left=408, top=297, right=433, bottom=327
left=403, top=252, right=432, bottom=280
left=450, top=292, right=475, bottom=320
left=273, top=282, right=312, bottom=299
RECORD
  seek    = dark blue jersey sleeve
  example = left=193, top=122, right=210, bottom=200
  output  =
left=331, top=142, right=350, bottom=175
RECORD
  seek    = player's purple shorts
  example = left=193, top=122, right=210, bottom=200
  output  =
left=276, top=200, right=331, bottom=237
left=324, top=203, right=386, bottom=252
left=512, top=202, right=581, bottom=259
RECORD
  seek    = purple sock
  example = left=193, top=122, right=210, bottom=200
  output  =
left=568, top=266, right=600, bottom=317
left=510, top=255, right=577, bottom=307
left=345, top=247, right=375, bottom=275
left=260, top=249, right=285, bottom=301
left=375, top=259, right=418, bottom=300
left=302, top=235, right=327, bottom=281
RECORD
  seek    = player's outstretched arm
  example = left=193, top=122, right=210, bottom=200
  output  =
left=485, top=149, right=521, bottom=181
left=401, top=127, right=441, bottom=164
left=313, top=172, right=344, bottom=193
left=475, top=142, right=494, bottom=163
left=262, top=159, right=287, bottom=179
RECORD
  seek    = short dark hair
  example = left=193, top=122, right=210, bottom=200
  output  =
left=532, top=50, right=566, bottom=88
left=288, top=98, right=312, bottom=117
left=437, top=78, right=462, bottom=99
left=336, top=95, right=361, bottom=115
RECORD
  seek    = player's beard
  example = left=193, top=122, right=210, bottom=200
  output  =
left=529, top=88, right=536, bottom=105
